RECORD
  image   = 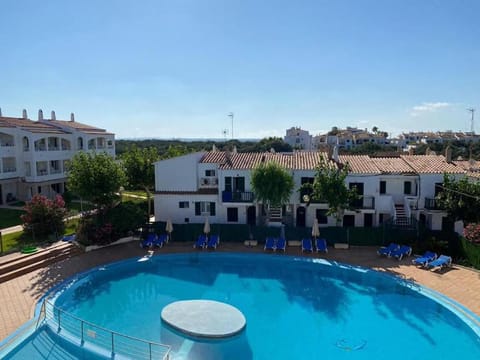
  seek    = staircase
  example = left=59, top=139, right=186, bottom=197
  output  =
left=0, top=242, right=83, bottom=283
left=394, top=204, right=412, bottom=228
left=268, top=206, right=283, bottom=226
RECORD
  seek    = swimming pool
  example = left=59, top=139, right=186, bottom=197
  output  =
left=3, top=252, right=480, bottom=359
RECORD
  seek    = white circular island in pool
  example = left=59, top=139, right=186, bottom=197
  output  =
left=161, top=300, right=246, bottom=338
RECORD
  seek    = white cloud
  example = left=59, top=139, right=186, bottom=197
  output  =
left=410, top=102, right=452, bottom=117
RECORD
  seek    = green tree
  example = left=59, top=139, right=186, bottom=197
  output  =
left=121, top=145, right=159, bottom=216
left=253, top=137, right=293, bottom=152
left=302, top=157, right=358, bottom=225
left=436, top=174, right=480, bottom=223
left=251, top=161, right=294, bottom=212
left=68, top=152, right=126, bottom=209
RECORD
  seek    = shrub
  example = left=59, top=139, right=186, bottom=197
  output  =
left=76, top=201, right=147, bottom=246
left=21, top=195, right=68, bottom=239
left=463, top=223, right=480, bottom=244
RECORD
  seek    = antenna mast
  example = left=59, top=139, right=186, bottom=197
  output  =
left=228, top=112, right=234, bottom=139
left=467, top=108, right=475, bottom=133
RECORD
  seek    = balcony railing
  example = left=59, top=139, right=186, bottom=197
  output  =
left=351, top=196, right=375, bottom=209
left=222, top=191, right=254, bottom=203
left=200, top=177, right=218, bottom=187
left=425, top=197, right=443, bottom=210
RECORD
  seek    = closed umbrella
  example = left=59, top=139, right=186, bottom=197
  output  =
left=312, top=218, right=320, bottom=240
left=166, top=219, right=173, bottom=242
left=203, top=217, right=211, bottom=236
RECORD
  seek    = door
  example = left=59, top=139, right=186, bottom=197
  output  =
left=247, top=206, right=256, bottom=225
left=296, top=206, right=306, bottom=227
left=0, top=184, right=2, bottom=205
left=364, top=213, right=373, bottom=227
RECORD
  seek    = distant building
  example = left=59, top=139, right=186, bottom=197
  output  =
left=396, top=131, right=480, bottom=149
left=0, top=108, right=115, bottom=204
left=313, top=127, right=389, bottom=150
left=284, top=127, right=313, bottom=150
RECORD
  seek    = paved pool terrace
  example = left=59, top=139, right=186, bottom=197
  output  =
left=1, top=240, right=479, bottom=341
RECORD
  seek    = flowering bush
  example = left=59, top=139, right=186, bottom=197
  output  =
left=463, top=223, right=480, bottom=244
left=21, top=194, right=67, bottom=239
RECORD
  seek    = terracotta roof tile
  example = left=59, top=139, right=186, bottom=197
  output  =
left=338, top=155, right=381, bottom=174
left=201, top=151, right=332, bottom=170
left=0, top=116, right=67, bottom=134
left=401, top=155, right=465, bottom=174
left=453, top=160, right=480, bottom=178
left=370, top=157, right=415, bottom=174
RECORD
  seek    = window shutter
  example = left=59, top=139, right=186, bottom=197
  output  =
left=195, top=202, right=201, bottom=216
left=210, top=202, right=216, bottom=216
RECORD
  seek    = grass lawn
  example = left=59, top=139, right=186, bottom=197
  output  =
left=0, top=231, right=24, bottom=253
left=0, top=218, right=79, bottom=255
left=0, top=208, right=25, bottom=228
left=123, top=190, right=148, bottom=197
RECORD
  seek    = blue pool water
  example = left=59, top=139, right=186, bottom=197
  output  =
left=4, top=253, right=480, bottom=359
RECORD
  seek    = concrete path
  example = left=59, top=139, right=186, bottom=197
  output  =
left=0, top=241, right=479, bottom=342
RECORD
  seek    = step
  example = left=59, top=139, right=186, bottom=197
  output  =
left=0, top=243, right=76, bottom=275
left=0, top=241, right=72, bottom=268
left=0, top=247, right=82, bottom=283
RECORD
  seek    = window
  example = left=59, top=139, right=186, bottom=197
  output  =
left=227, top=207, right=238, bottom=222
left=315, top=209, right=328, bottom=224
left=195, top=202, right=216, bottom=216
left=224, top=177, right=245, bottom=192
left=205, top=169, right=216, bottom=177
left=379, top=181, right=386, bottom=194
left=404, top=181, right=412, bottom=195
left=179, top=201, right=189, bottom=208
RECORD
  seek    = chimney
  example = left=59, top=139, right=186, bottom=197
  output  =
left=425, top=147, right=431, bottom=155
left=445, top=145, right=452, bottom=163
left=70, top=112, right=75, bottom=122
left=408, top=147, right=414, bottom=155
left=212, top=144, right=217, bottom=152
left=22, top=109, right=28, bottom=119
left=51, top=111, right=56, bottom=120
left=332, top=145, right=339, bottom=162
left=233, top=145, right=237, bottom=154
left=38, top=109, right=43, bottom=121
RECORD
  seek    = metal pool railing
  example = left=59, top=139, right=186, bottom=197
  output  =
left=39, top=299, right=171, bottom=360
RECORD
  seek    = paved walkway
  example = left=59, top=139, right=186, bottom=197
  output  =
left=1, top=241, right=479, bottom=342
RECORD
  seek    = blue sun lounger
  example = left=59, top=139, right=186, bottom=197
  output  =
left=264, top=237, right=276, bottom=251
left=140, top=233, right=156, bottom=248
left=301, top=238, right=313, bottom=252
left=194, top=234, right=208, bottom=249
left=153, top=234, right=168, bottom=248
left=315, top=238, right=328, bottom=253
left=389, top=245, right=412, bottom=260
left=412, top=251, right=437, bottom=267
left=377, top=243, right=399, bottom=256
left=426, top=255, right=452, bottom=270
left=206, top=234, right=220, bottom=249
left=276, top=237, right=286, bottom=252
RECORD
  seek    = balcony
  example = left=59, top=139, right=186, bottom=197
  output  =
left=200, top=177, right=218, bottom=187
left=351, top=196, right=375, bottom=209
left=424, top=197, right=443, bottom=210
left=222, top=191, right=254, bottom=203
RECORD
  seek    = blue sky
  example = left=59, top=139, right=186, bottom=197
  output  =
left=1, top=0, right=479, bottom=139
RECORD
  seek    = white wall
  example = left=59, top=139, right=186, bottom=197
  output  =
left=155, top=152, right=205, bottom=191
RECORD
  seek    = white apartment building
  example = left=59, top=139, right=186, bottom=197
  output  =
left=284, top=127, right=313, bottom=150
left=313, top=127, right=389, bottom=150
left=0, top=109, right=115, bottom=204
left=154, top=149, right=466, bottom=231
